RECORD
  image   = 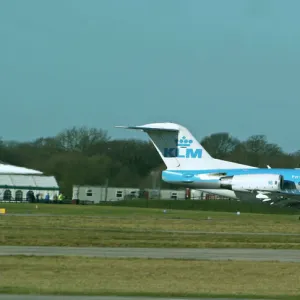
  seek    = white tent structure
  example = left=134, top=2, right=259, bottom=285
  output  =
left=0, top=162, right=59, bottom=202
left=0, top=162, right=43, bottom=175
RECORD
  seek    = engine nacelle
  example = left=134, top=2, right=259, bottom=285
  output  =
left=220, top=174, right=283, bottom=192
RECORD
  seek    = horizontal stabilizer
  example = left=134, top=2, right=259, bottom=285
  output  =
left=115, top=123, right=179, bottom=132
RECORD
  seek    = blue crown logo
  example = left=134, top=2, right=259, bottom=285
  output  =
left=175, top=136, right=193, bottom=147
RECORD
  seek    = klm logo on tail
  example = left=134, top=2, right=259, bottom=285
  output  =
left=163, top=136, right=202, bottom=158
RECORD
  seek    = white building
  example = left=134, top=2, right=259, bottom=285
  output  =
left=72, top=185, right=140, bottom=203
left=72, top=185, right=213, bottom=203
left=160, top=189, right=186, bottom=200
left=0, top=162, right=59, bottom=202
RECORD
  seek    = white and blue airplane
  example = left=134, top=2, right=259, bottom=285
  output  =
left=117, top=122, right=300, bottom=205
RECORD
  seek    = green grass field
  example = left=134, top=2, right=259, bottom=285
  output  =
left=0, top=202, right=299, bottom=219
left=1, top=203, right=300, bottom=299
left=99, top=198, right=299, bottom=214
left=0, top=256, right=299, bottom=299
left=1, top=199, right=298, bottom=215
left=1, top=203, right=300, bottom=248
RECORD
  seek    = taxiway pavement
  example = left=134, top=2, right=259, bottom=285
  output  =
left=0, top=246, right=299, bottom=262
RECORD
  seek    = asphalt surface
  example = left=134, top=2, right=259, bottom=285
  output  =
left=1, top=246, right=300, bottom=262
left=0, top=296, right=272, bottom=300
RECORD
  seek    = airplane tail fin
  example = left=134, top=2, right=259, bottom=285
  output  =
left=116, top=122, right=214, bottom=170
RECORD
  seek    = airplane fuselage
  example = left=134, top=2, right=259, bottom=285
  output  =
left=162, top=168, right=300, bottom=203
left=163, top=168, right=300, bottom=187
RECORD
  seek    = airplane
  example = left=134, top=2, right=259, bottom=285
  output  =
left=116, top=122, right=300, bottom=206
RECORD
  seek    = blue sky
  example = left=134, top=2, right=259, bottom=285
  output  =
left=1, top=0, right=300, bottom=152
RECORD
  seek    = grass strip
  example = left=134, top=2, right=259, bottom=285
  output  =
left=1, top=205, right=300, bottom=248
left=0, top=256, right=299, bottom=299
left=1, top=224, right=300, bottom=249
left=1, top=206, right=300, bottom=233
left=1, top=212, right=300, bottom=248
left=0, top=202, right=298, bottom=218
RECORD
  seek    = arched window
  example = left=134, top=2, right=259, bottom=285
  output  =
left=26, top=190, right=34, bottom=202
left=15, top=190, right=23, bottom=201
left=3, top=189, right=12, bottom=201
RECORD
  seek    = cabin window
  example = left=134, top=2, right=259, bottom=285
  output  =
left=86, top=189, right=92, bottom=196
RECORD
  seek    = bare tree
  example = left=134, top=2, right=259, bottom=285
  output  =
left=55, top=126, right=110, bottom=152
left=201, top=133, right=240, bottom=158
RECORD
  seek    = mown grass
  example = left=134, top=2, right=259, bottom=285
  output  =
left=1, top=213, right=300, bottom=248
left=0, top=256, right=299, bottom=299
left=100, top=198, right=298, bottom=215
left=2, top=225, right=300, bottom=248
left=0, top=201, right=298, bottom=217
left=1, top=203, right=300, bottom=232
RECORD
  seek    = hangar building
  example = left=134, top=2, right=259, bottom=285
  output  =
left=0, top=162, right=59, bottom=202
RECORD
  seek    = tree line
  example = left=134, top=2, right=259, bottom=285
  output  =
left=1, top=126, right=300, bottom=198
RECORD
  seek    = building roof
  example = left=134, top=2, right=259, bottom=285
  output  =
left=0, top=162, right=42, bottom=175
left=0, top=174, right=59, bottom=190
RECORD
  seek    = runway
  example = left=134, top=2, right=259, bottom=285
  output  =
left=1, top=246, right=300, bottom=262
left=0, top=296, right=272, bottom=300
